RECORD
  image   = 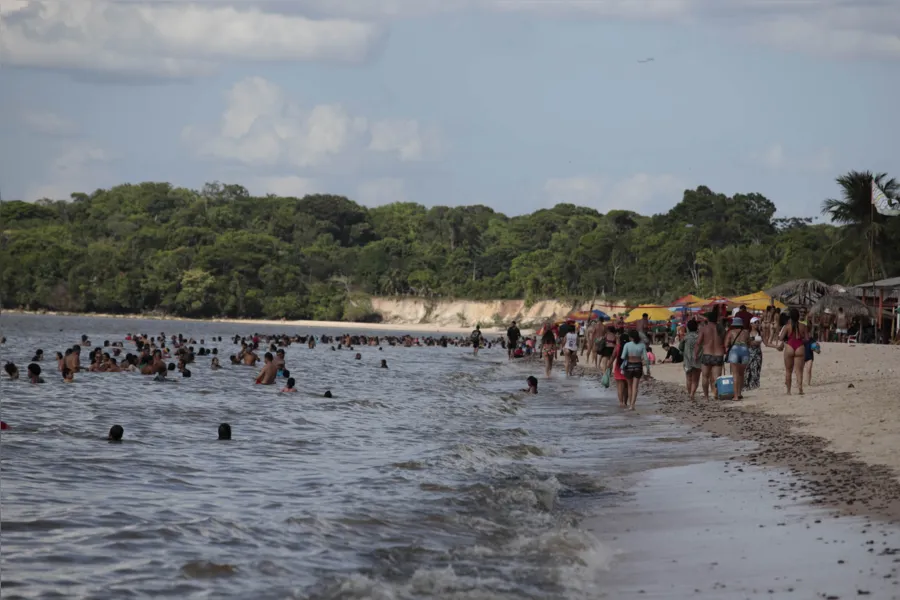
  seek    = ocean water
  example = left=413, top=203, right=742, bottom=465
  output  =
left=0, top=314, right=769, bottom=599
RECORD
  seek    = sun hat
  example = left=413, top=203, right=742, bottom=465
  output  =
left=750, top=316, right=760, bottom=324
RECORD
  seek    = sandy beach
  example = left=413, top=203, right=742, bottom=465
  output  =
left=643, top=343, right=900, bottom=520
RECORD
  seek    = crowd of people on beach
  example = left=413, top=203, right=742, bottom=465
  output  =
left=511, top=301, right=827, bottom=411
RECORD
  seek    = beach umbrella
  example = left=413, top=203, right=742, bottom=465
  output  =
left=808, top=293, right=874, bottom=320
left=669, top=305, right=703, bottom=313
left=731, top=291, right=786, bottom=311
left=624, top=305, right=674, bottom=323
left=766, top=279, right=831, bottom=306
left=671, top=294, right=704, bottom=306
left=688, top=296, right=736, bottom=309
left=567, top=309, right=610, bottom=321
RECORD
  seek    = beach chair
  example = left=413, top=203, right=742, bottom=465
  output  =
left=847, top=332, right=858, bottom=345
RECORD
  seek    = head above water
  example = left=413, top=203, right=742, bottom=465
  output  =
left=108, top=425, right=124, bottom=442
left=218, top=423, right=231, bottom=440
left=526, top=376, right=538, bottom=391
left=287, top=377, right=296, bottom=388
left=324, top=390, right=333, bottom=398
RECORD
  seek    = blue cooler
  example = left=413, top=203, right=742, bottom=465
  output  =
left=715, top=375, right=735, bottom=400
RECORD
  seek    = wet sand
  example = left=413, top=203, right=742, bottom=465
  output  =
left=589, top=461, right=900, bottom=599
left=644, top=343, right=900, bottom=521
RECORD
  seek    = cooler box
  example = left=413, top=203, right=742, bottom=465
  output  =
left=715, top=375, right=735, bottom=400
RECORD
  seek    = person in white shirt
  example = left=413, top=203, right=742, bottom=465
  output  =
left=563, top=321, right=579, bottom=376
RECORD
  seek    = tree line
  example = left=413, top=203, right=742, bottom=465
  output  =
left=1, top=171, right=897, bottom=322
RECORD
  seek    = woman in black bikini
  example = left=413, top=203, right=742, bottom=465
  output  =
left=598, top=325, right=617, bottom=375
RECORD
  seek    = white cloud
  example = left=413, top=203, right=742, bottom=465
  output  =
left=183, top=76, right=439, bottom=170
left=544, top=173, right=686, bottom=213
left=369, top=120, right=441, bottom=162
left=356, top=178, right=408, bottom=206
left=1, top=1, right=893, bottom=83
left=256, top=175, right=320, bottom=198
left=21, top=110, right=79, bottom=137
left=25, top=141, right=114, bottom=200
left=289, top=0, right=900, bottom=61
left=756, top=143, right=833, bottom=172
left=0, top=1, right=384, bottom=79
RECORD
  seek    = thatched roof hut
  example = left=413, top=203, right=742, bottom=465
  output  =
left=808, top=293, right=874, bottom=320
left=765, top=279, right=832, bottom=306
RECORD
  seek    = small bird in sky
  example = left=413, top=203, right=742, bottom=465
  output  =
left=637, top=58, right=655, bottom=63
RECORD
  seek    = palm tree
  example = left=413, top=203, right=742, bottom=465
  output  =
left=821, top=171, right=899, bottom=283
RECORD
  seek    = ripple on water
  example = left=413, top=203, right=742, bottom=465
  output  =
left=1, top=314, right=651, bottom=599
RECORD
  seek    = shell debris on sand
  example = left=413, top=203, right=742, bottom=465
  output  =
left=641, top=343, right=900, bottom=522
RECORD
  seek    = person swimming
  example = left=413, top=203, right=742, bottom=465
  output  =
left=281, top=377, right=298, bottom=393
left=211, top=357, right=221, bottom=370
left=255, top=352, right=278, bottom=385
left=218, top=423, right=231, bottom=440
left=108, top=425, right=124, bottom=442
left=62, top=367, right=74, bottom=383
left=27, top=363, right=44, bottom=384
left=4, top=362, right=19, bottom=380
left=380, top=359, right=388, bottom=369
left=523, top=376, right=538, bottom=394
left=324, top=390, right=333, bottom=398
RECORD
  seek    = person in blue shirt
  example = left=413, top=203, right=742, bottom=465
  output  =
left=620, top=330, right=649, bottom=410
left=804, top=337, right=821, bottom=387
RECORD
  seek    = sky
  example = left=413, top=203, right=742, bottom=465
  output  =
left=0, top=0, right=898, bottom=219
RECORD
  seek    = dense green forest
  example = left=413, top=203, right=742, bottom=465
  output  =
left=1, top=172, right=898, bottom=321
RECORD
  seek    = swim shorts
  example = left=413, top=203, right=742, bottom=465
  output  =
left=701, top=354, right=725, bottom=367
left=623, top=363, right=643, bottom=379
left=600, top=346, right=613, bottom=357
left=727, top=345, right=750, bottom=365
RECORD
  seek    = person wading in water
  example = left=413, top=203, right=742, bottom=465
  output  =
left=506, top=321, right=521, bottom=360
left=470, top=325, right=483, bottom=356
left=541, top=322, right=556, bottom=378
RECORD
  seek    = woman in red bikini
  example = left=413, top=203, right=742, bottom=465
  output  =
left=779, top=308, right=808, bottom=395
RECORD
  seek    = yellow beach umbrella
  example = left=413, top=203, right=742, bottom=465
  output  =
left=732, top=291, right=786, bottom=311
left=671, top=294, right=704, bottom=306
left=624, top=305, right=675, bottom=323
